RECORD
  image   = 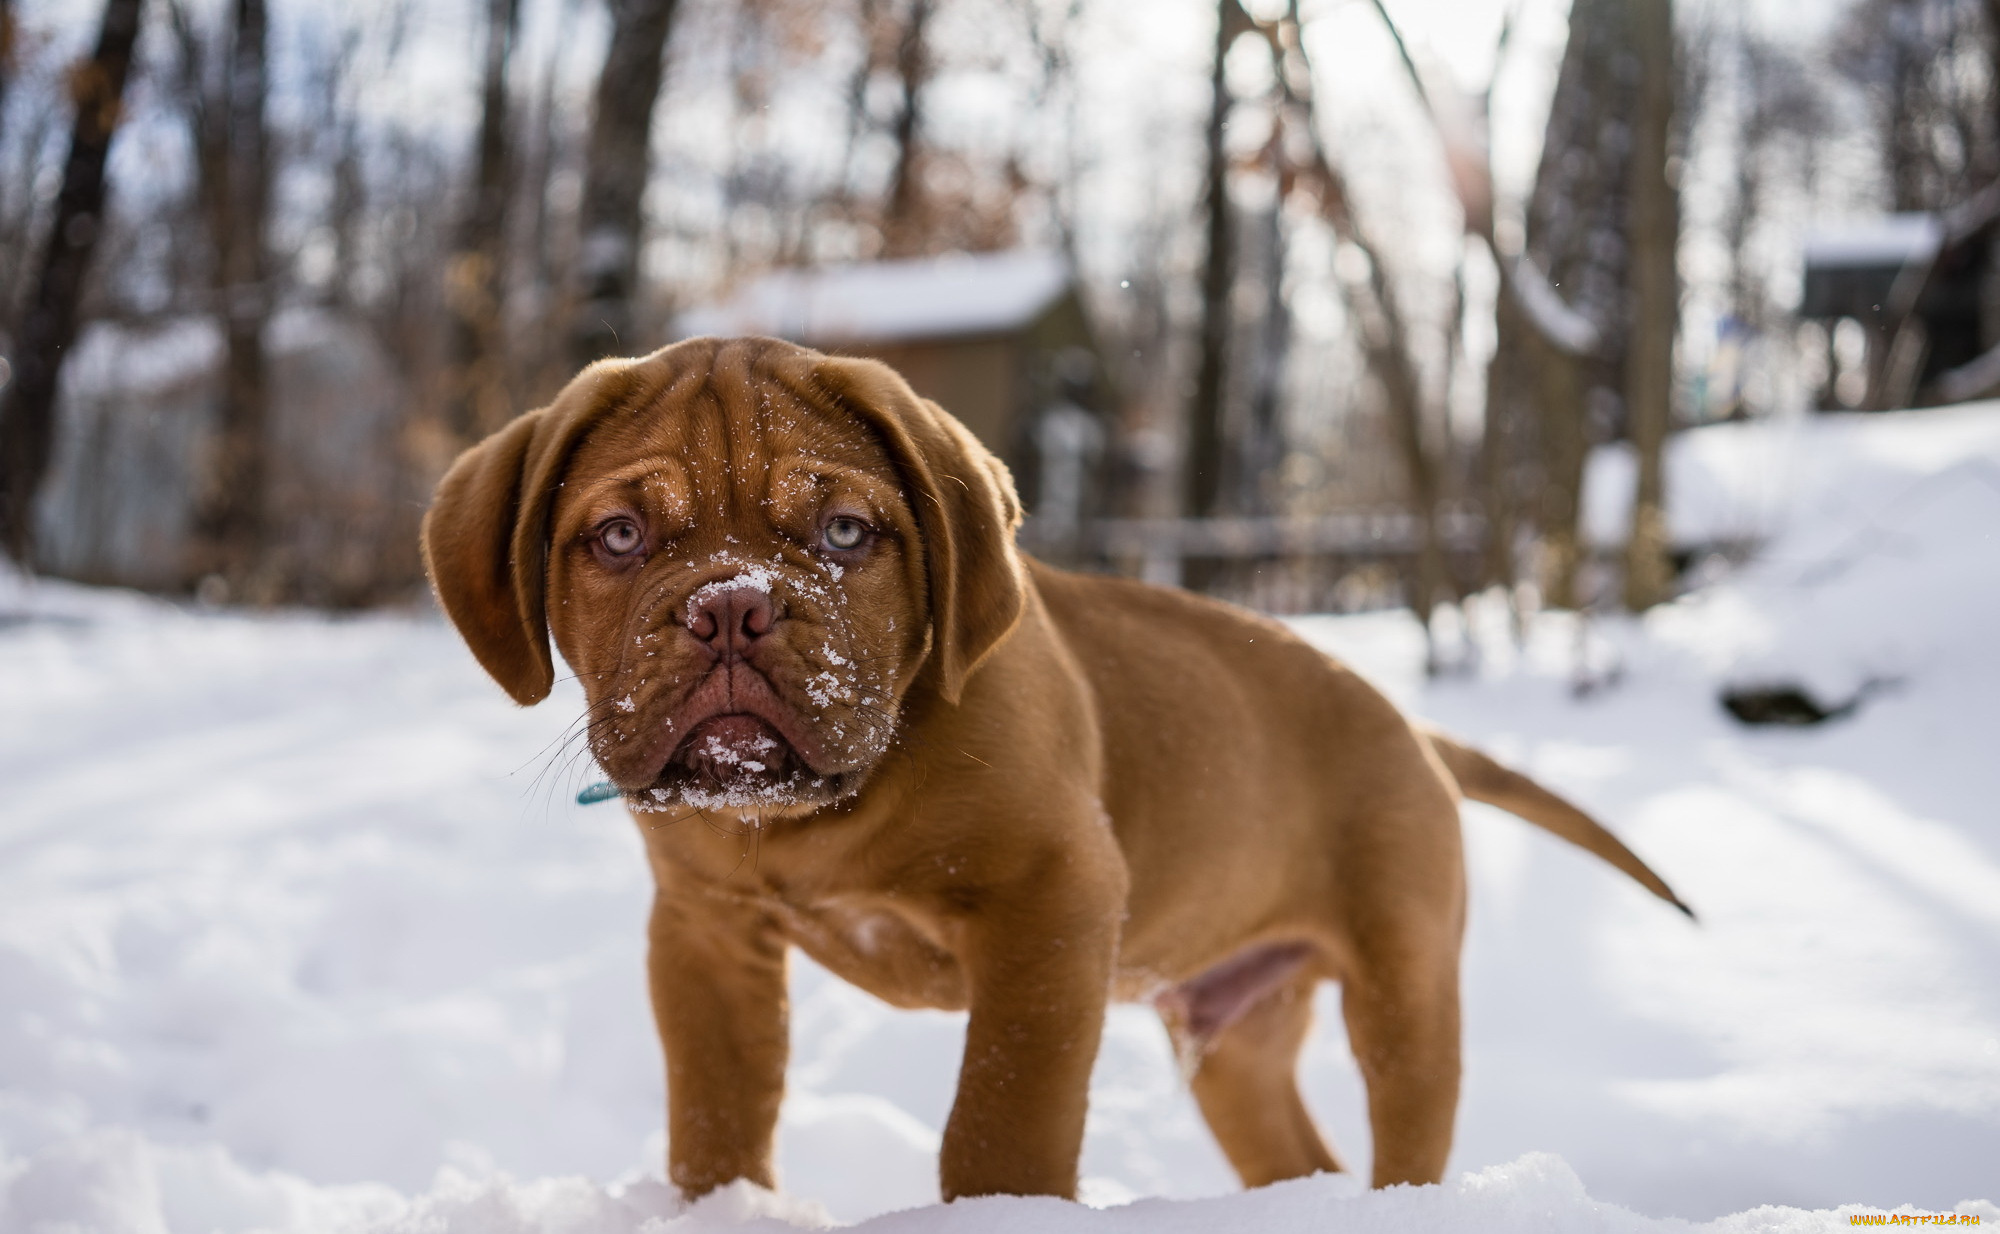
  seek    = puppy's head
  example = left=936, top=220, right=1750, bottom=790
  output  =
left=421, top=336, right=1025, bottom=816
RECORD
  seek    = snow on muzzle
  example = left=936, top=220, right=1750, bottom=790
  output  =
left=675, top=713, right=797, bottom=783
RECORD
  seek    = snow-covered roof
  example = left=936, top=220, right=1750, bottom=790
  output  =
left=1802, top=213, right=1942, bottom=268
left=677, top=250, right=1073, bottom=344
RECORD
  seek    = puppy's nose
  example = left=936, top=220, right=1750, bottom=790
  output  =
left=688, top=587, right=775, bottom=659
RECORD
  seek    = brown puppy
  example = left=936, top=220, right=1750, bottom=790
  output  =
left=421, top=336, right=1688, bottom=1202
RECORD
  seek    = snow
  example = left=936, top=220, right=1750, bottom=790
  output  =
left=4, top=402, right=2000, bottom=1231
left=676, top=252, right=1072, bottom=345
left=1583, top=403, right=2000, bottom=700
left=681, top=567, right=784, bottom=634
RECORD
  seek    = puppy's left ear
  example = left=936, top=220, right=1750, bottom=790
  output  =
left=808, top=355, right=1026, bottom=705
left=421, top=362, right=641, bottom=704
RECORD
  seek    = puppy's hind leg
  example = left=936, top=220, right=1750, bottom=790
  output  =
left=1162, top=969, right=1343, bottom=1188
left=1340, top=947, right=1460, bottom=1187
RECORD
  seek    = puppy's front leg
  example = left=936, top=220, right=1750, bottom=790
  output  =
left=646, top=885, right=789, bottom=1198
left=939, top=858, right=1124, bottom=1200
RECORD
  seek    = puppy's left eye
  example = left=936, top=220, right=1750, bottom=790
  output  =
left=598, top=519, right=645, bottom=556
left=822, top=516, right=869, bottom=551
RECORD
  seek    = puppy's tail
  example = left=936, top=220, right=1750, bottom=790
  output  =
left=1422, top=728, right=1695, bottom=920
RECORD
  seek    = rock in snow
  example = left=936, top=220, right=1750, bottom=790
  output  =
left=3, top=404, right=1998, bottom=1231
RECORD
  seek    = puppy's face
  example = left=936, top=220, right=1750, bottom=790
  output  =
left=422, top=337, right=1026, bottom=820
left=546, top=374, right=930, bottom=816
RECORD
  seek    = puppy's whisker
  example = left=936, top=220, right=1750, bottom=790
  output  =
left=527, top=716, right=616, bottom=794
left=513, top=718, right=597, bottom=777
left=515, top=691, right=638, bottom=779
left=551, top=667, right=621, bottom=688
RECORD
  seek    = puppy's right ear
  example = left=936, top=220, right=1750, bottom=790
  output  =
left=421, top=410, right=555, bottom=704
left=421, top=362, right=643, bottom=704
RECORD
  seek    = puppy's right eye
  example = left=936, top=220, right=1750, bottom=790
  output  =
left=822, top=516, right=869, bottom=551
left=598, top=519, right=644, bottom=556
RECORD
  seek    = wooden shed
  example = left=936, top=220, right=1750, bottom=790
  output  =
left=1800, top=193, right=2000, bottom=408
left=678, top=251, right=1114, bottom=532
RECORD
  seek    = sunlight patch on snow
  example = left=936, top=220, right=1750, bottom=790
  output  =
left=1603, top=785, right=1999, bottom=1133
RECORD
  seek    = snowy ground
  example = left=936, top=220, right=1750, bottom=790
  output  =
left=2, top=405, right=1997, bottom=1232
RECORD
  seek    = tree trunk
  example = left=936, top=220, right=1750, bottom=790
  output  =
left=180, top=0, right=273, bottom=595
left=1988, top=0, right=2000, bottom=169
left=1355, top=236, right=1448, bottom=645
left=1513, top=0, right=1636, bottom=611
left=1184, top=0, right=1240, bottom=528
left=1887, top=8, right=1933, bottom=213
left=1242, top=203, right=1290, bottom=518
left=570, top=0, right=680, bottom=369
left=1534, top=336, right=1588, bottom=610
left=0, top=0, right=146, bottom=565
left=519, top=16, right=566, bottom=399
left=444, top=0, right=520, bottom=446
left=1478, top=292, right=1522, bottom=599
left=879, top=0, right=935, bottom=257
left=1622, top=0, right=1677, bottom=611
left=0, top=0, right=16, bottom=124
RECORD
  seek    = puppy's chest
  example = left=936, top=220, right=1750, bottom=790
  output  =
left=763, top=890, right=969, bottom=1011
left=645, top=816, right=968, bottom=1009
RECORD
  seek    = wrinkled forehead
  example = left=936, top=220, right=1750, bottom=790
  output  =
left=558, top=359, right=901, bottom=520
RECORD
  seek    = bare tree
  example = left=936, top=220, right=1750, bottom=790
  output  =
left=444, top=0, right=521, bottom=446
left=1018, top=0, right=1087, bottom=261
left=169, top=0, right=275, bottom=595
left=1238, top=201, right=1290, bottom=519
left=1838, top=0, right=1994, bottom=213
left=1260, top=3, right=1451, bottom=645
left=570, top=0, right=682, bottom=368
left=1719, top=33, right=1824, bottom=338
left=1622, top=0, right=1678, bottom=611
left=879, top=0, right=936, bottom=257
left=1491, top=0, right=1640, bottom=610
left=1366, top=0, right=1685, bottom=631
left=0, top=0, right=16, bottom=125
left=1988, top=0, right=2000, bottom=163
left=2, top=90, right=62, bottom=333
left=516, top=2, right=579, bottom=399
left=0, top=0, right=146, bottom=564
left=1181, top=0, right=1249, bottom=533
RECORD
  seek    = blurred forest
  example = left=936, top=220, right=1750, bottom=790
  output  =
left=0, top=0, right=1996, bottom=629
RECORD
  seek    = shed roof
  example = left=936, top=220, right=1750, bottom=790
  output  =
left=678, top=250, right=1073, bottom=345
left=1803, top=213, right=1942, bottom=270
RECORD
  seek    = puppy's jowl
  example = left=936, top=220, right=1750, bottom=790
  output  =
left=422, top=336, right=1688, bottom=1201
